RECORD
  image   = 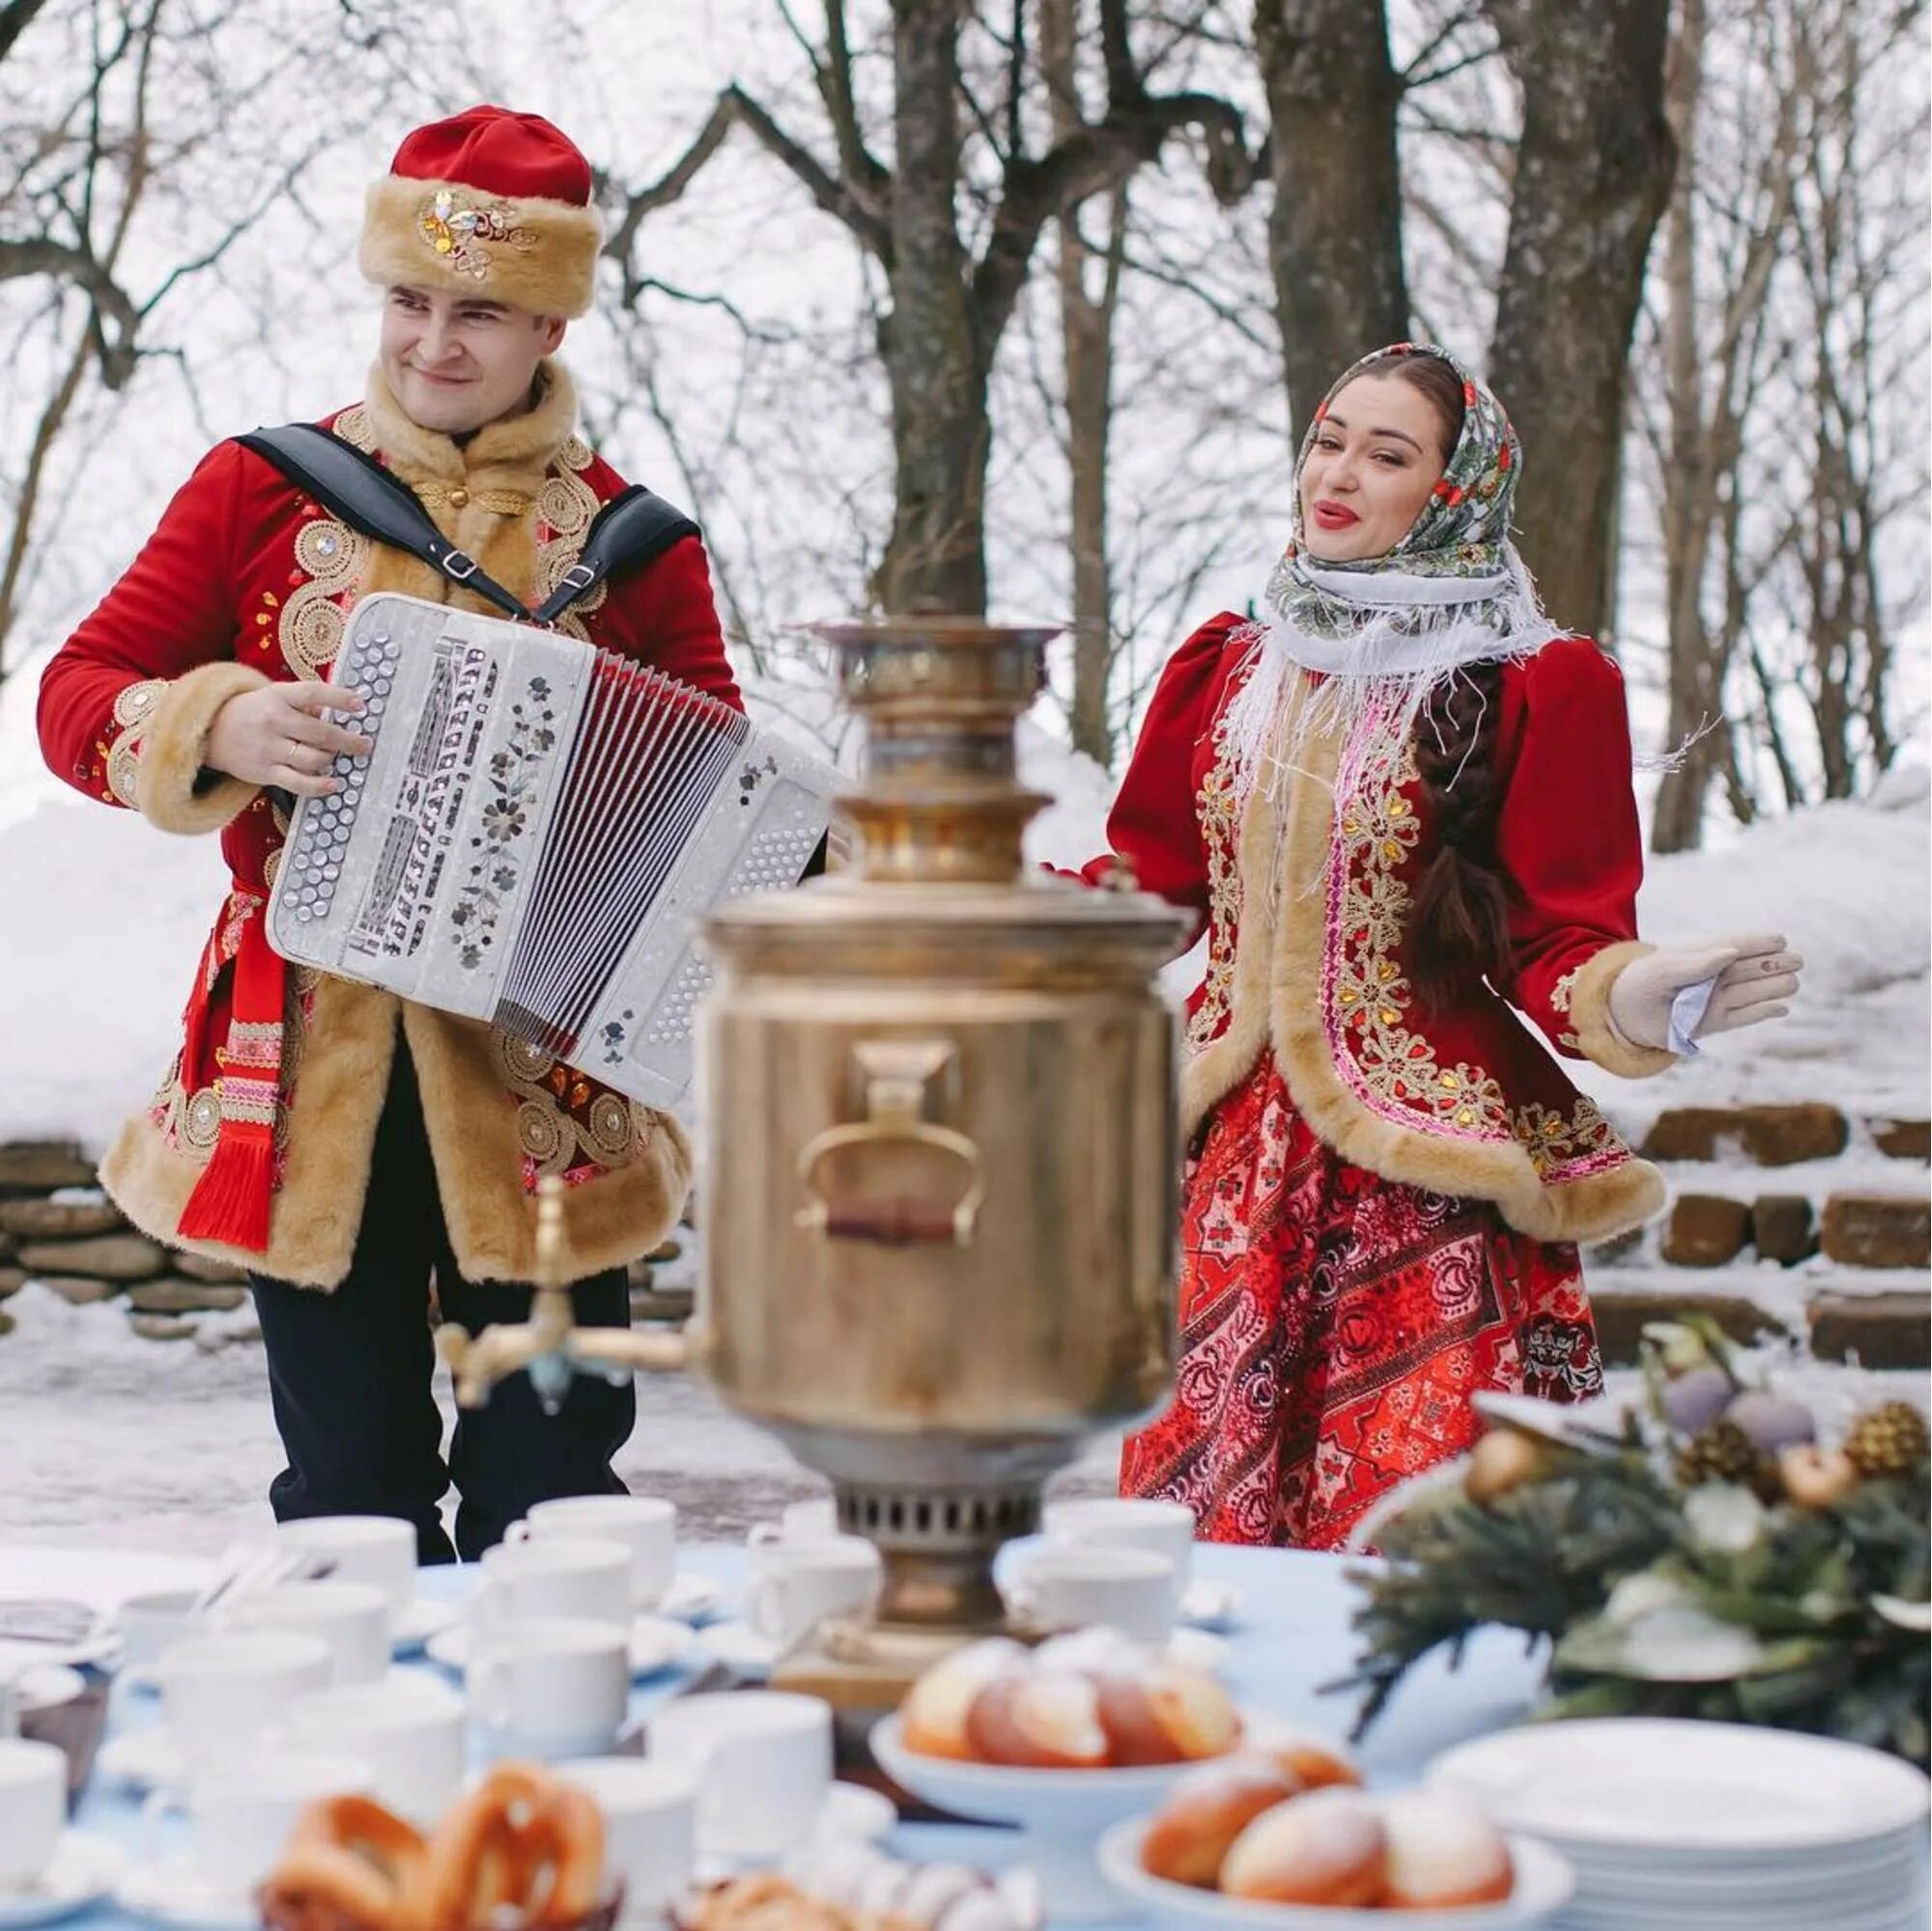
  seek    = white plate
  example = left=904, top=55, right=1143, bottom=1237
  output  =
left=1177, top=1579, right=1243, bottom=1633
left=0, top=1833, right=128, bottom=1929
left=426, top=1612, right=692, bottom=1680
left=1097, top=1816, right=1575, bottom=1931
left=1558, top=1893, right=1926, bottom=1931
left=654, top=1574, right=723, bottom=1626
left=113, top=1856, right=256, bottom=1931
left=690, top=1782, right=899, bottom=1883
left=390, top=1595, right=459, bottom=1655
left=1428, top=1718, right=1931, bottom=1853
left=872, top=1711, right=1208, bottom=1922
left=94, top=1727, right=185, bottom=1795
left=9, top=1666, right=84, bottom=1717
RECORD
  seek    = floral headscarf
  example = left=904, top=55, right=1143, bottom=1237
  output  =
left=1222, top=341, right=1564, bottom=806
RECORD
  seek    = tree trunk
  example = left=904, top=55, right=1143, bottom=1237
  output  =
left=1253, top=0, right=1408, bottom=434
left=1648, top=0, right=1714, bottom=853
left=878, top=0, right=990, bottom=613
left=1042, top=0, right=1123, bottom=765
left=1487, top=0, right=1675, bottom=641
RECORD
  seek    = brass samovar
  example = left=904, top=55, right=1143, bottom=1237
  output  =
left=443, top=615, right=1186, bottom=1705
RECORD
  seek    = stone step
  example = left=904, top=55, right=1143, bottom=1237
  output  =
left=1642, top=1106, right=1931, bottom=1167
left=1807, top=1292, right=1930, bottom=1369
left=1649, top=1189, right=1927, bottom=1269
left=1586, top=1265, right=1929, bottom=1368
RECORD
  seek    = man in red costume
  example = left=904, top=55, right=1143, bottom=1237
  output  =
left=39, top=106, right=742, bottom=1559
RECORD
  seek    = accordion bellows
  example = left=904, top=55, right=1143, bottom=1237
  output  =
left=267, top=593, right=837, bottom=1107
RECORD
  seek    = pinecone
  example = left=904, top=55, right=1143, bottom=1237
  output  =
left=1675, top=1418, right=1773, bottom=1493
left=1843, top=1402, right=1931, bottom=1478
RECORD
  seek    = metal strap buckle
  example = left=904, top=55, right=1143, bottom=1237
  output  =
left=557, top=561, right=597, bottom=595
left=441, top=550, right=480, bottom=582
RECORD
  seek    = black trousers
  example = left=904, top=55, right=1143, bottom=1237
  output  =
left=249, top=1042, right=636, bottom=1563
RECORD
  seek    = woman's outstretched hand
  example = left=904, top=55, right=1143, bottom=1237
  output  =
left=1608, top=934, right=1804, bottom=1052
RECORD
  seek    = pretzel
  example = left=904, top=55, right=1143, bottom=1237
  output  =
left=412, top=1762, right=608, bottom=1931
left=258, top=1797, right=429, bottom=1931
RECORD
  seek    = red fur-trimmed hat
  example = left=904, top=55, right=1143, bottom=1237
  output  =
left=358, top=104, right=601, bottom=319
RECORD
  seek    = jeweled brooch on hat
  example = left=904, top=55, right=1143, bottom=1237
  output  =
left=415, top=186, right=535, bottom=279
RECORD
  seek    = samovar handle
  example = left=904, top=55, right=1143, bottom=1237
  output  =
left=793, top=1038, right=987, bottom=1247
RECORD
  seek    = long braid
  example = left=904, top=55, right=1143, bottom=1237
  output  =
left=1408, top=659, right=1511, bottom=1014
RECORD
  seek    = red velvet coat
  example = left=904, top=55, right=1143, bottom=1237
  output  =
left=1077, top=613, right=1671, bottom=1242
left=38, top=361, right=741, bottom=1288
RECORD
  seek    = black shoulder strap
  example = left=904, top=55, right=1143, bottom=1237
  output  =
left=236, top=424, right=703, bottom=629
left=530, top=485, right=701, bottom=625
left=237, top=424, right=529, bottom=621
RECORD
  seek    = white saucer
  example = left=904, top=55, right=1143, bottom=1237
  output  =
left=9, top=1665, right=85, bottom=1716
left=810, top=1781, right=896, bottom=1847
left=113, top=1855, right=256, bottom=1931
left=390, top=1595, right=459, bottom=1655
left=692, top=1619, right=781, bottom=1680
left=653, top=1573, right=723, bottom=1625
left=0, top=1833, right=128, bottom=1929
left=94, top=1727, right=186, bottom=1794
left=426, top=1612, right=692, bottom=1679
left=693, top=1781, right=898, bottom=1879
left=1164, top=1624, right=1232, bottom=1675
left=1177, top=1579, right=1243, bottom=1632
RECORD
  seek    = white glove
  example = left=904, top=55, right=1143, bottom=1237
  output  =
left=1607, top=934, right=1804, bottom=1054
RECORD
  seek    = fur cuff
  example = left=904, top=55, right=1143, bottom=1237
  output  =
left=136, top=662, right=270, bottom=834
left=1566, top=940, right=1680, bottom=1080
left=359, top=176, right=601, bottom=319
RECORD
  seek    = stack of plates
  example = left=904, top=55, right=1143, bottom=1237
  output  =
left=1428, top=1718, right=1930, bottom=1931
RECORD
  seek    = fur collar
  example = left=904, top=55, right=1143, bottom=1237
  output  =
left=360, top=357, right=579, bottom=488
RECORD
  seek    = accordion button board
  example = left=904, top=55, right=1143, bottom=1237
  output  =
left=267, top=591, right=838, bottom=1109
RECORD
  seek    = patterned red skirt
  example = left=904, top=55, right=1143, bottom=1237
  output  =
left=1121, top=1049, right=1604, bottom=1551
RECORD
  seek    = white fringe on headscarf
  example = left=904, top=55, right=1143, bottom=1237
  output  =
left=1219, top=546, right=1568, bottom=811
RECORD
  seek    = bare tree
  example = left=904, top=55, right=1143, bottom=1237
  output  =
left=602, top=0, right=1250, bottom=615
left=1252, top=0, right=1409, bottom=432
left=1484, top=0, right=1676, bottom=639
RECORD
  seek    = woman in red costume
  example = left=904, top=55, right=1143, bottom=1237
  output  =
left=1081, top=343, right=1803, bottom=1550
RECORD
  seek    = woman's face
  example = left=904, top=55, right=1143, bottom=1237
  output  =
left=1297, top=374, right=1451, bottom=563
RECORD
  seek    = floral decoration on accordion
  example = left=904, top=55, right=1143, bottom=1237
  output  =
left=453, top=676, right=554, bottom=970
left=415, top=186, right=537, bottom=280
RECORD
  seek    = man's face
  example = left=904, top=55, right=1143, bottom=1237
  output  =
left=378, top=286, right=567, bottom=435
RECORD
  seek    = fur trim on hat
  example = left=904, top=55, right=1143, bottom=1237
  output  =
left=359, top=174, right=601, bottom=319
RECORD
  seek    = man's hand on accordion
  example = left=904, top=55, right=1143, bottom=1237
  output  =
left=207, top=680, right=373, bottom=797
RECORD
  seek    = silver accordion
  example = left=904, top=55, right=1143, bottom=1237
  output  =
left=266, top=591, right=838, bottom=1107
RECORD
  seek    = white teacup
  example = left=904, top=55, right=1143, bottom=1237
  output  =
left=647, top=1691, right=832, bottom=1861
left=557, top=1758, right=696, bottom=1917
left=1041, top=1496, right=1197, bottom=1601
left=283, top=1673, right=466, bottom=1825
left=744, top=1534, right=882, bottom=1650
left=142, top=1749, right=376, bottom=1897
left=0, top=1739, right=65, bottom=1888
left=511, top=1496, right=676, bottom=1609
left=746, top=1497, right=838, bottom=1547
left=1010, top=1542, right=1178, bottom=1644
left=225, top=1580, right=392, bottom=1685
left=468, top=1616, right=630, bottom=1761
left=115, top=1589, right=210, bottom=1673
left=274, top=1517, right=416, bottom=1617
left=143, top=1631, right=335, bottom=1774
left=475, top=1535, right=634, bottom=1637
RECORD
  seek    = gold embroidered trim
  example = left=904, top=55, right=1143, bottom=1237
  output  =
left=1509, top=1093, right=1622, bottom=1178
left=1186, top=753, right=1244, bottom=1053
left=282, top=517, right=366, bottom=679
left=497, top=1032, right=639, bottom=1177
left=532, top=437, right=608, bottom=642
left=102, top=677, right=167, bottom=808
left=1327, top=747, right=1513, bottom=1136
left=1550, top=965, right=1581, bottom=1016
left=413, top=483, right=533, bottom=517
